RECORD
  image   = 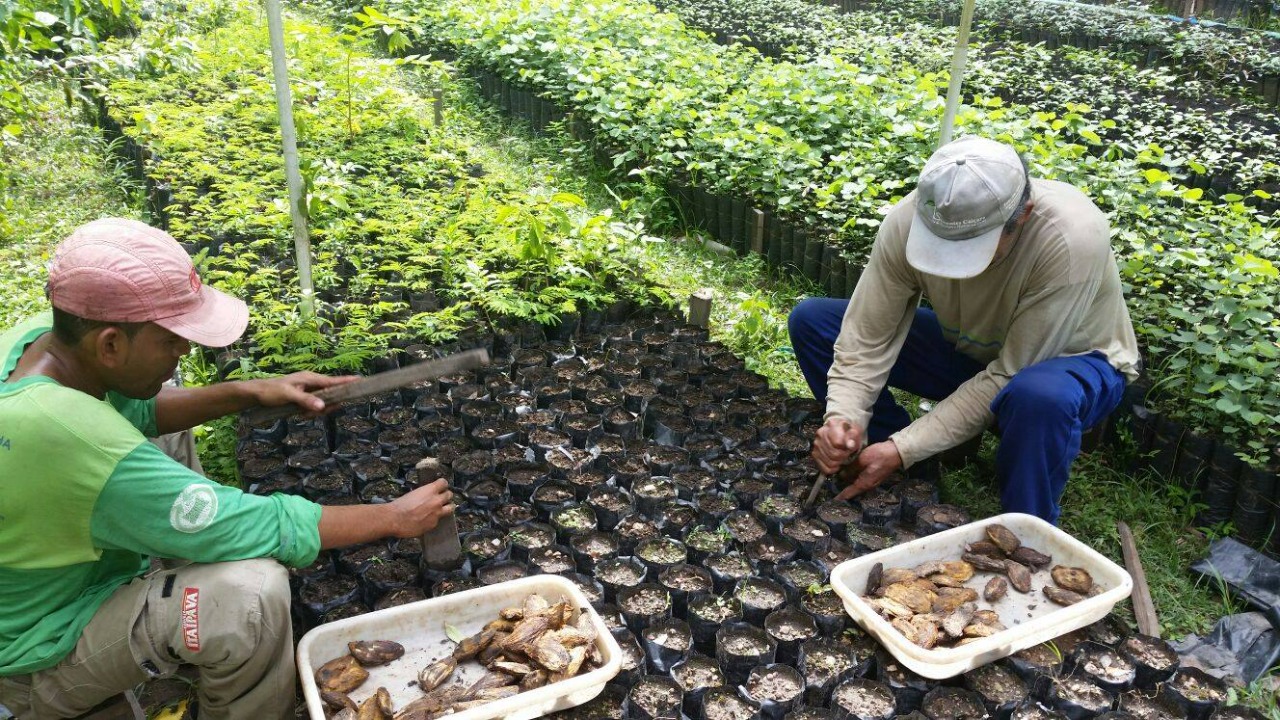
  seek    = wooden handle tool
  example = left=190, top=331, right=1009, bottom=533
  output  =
left=241, top=348, right=490, bottom=424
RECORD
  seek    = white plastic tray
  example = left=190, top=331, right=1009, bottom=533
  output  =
left=830, top=512, right=1132, bottom=679
left=297, top=574, right=622, bottom=720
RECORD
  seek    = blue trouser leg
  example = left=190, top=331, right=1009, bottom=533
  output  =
left=990, top=352, right=1126, bottom=524
left=787, top=299, right=982, bottom=442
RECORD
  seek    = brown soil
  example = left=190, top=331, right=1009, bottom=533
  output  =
left=616, top=516, right=660, bottom=542
left=697, top=494, right=738, bottom=515
left=801, top=589, right=845, bottom=617
left=690, top=597, right=740, bottom=624
left=472, top=421, right=518, bottom=440
left=643, top=625, right=692, bottom=652
left=745, top=668, right=802, bottom=702
left=801, top=645, right=854, bottom=685
left=922, top=688, right=987, bottom=719
left=705, top=692, right=760, bottom=720
left=748, top=537, right=797, bottom=563
left=1121, top=635, right=1177, bottom=671
left=494, top=504, right=536, bottom=527
left=597, top=560, right=645, bottom=586
left=635, top=479, right=678, bottom=501
left=766, top=615, right=816, bottom=642
left=588, top=490, right=632, bottom=513
left=533, top=483, right=575, bottom=504
left=705, top=554, right=752, bottom=580
left=833, top=680, right=894, bottom=717
left=478, top=562, right=528, bottom=584
left=782, top=518, right=830, bottom=543
left=299, top=575, right=357, bottom=604
left=630, top=679, right=682, bottom=717
left=965, top=663, right=1026, bottom=704
left=661, top=566, right=711, bottom=592
left=365, top=558, right=416, bottom=584
left=736, top=580, right=786, bottom=609
left=572, top=533, right=618, bottom=558
left=720, top=631, right=769, bottom=656
left=1120, top=691, right=1181, bottom=720
left=621, top=586, right=671, bottom=615
left=1080, top=647, right=1136, bottom=683
left=530, top=546, right=574, bottom=573
left=1170, top=670, right=1225, bottom=702
left=776, top=563, right=823, bottom=590
left=1054, top=676, right=1111, bottom=710
left=725, top=514, right=766, bottom=543
left=672, top=657, right=724, bottom=692
left=553, top=505, right=596, bottom=530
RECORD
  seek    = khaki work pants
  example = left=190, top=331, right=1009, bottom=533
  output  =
left=0, top=558, right=296, bottom=719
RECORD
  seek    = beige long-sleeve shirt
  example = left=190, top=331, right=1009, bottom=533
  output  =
left=825, top=179, right=1141, bottom=468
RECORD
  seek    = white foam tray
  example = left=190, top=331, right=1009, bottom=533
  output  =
left=297, top=574, right=622, bottom=720
left=830, top=512, right=1133, bottom=679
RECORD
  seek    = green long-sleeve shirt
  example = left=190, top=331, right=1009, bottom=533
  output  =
left=0, top=313, right=323, bottom=676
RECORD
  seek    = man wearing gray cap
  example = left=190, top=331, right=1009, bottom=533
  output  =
left=789, top=136, right=1140, bottom=524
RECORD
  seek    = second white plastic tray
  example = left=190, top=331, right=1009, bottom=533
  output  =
left=830, top=512, right=1133, bottom=679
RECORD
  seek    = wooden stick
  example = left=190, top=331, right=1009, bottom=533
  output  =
left=751, top=208, right=765, bottom=255
left=241, top=348, right=489, bottom=424
left=688, top=289, right=713, bottom=329
left=1117, top=521, right=1160, bottom=637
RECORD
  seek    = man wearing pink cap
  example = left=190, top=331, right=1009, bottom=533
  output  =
left=789, top=137, right=1141, bottom=524
left=0, top=219, right=454, bottom=719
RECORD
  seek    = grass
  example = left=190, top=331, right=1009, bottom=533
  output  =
left=0, top=90, right=141, bottom=327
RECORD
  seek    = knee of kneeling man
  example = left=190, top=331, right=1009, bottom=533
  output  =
left=186, top=560, right=291, bottom=657
left=788, top=298, right=823, bottom=334
left=998, top=373, right=1078, bottom=416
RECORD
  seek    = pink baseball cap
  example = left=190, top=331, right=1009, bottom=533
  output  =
left=47, top=218, right=249, bottom=347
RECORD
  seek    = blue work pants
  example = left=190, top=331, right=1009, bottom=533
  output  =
left=787, top=298, right=1126, bottom=524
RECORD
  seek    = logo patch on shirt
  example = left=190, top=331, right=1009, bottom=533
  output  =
left=170, top=484, right=218, bottom=533
left=181, top=587, right=201, bottom=652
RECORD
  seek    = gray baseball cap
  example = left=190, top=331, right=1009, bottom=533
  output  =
left=905, top=136, right=1027, bottom=279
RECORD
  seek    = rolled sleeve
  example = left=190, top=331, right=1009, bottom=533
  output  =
left=90, top=442, right=323, bottom=568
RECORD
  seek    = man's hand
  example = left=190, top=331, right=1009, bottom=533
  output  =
left=246, top=371, right=359, bottom=415
left=387, top=479, right=455, bottom=538
left=835, top=440, right=903, bottom=501
left=812, top=417, right=864, bottom=475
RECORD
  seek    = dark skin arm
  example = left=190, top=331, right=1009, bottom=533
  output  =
left=318, top=479, right=454, bottom=549
left=154, top=371, right=358, bottom=435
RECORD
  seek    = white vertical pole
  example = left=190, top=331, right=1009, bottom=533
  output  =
left=265, top=0, right=315, bottom=318
left=939, top=0, right=977, bottom=147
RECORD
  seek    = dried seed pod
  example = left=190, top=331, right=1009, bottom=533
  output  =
left=1051, top=566, right=1094, bottom=594
left=575, top=612, right=597, bottom=643
left=465, top=670, right=516, bottom=700
left=972, top=609, right=1002, bottom=626
left=1006, top=561, right=1033, bottom=594
left=986, top=524, right=1021, bottom=555
left=532, top=635, right=572, bottom=672
left=1043, top=586, right=1085, bottom=606
left=493, top=661, right=535, bottom=676
left=892, top=615, right=940, bottom=649
left=544, top=599, right=573, bottom=629
left=357, top=692, right=388, bottom=720
left=418, top=656, right=457, bottom=693
left=885, top=582, right=936, bottom=614
left=349, top=640, right=405, bottom=667
left=869, top=596, right=915, bottom=619
left=478, top=640, right=506, bottom=666
left=551, top=627, right=593, bottom=648
left=523, top=594, right=551, bottom=617
left=564, top=645, right=588, bottom=676
left=865, top=562, right=884, bottom=595
left=963, top=623, right=997, bottom=638
left=962, top=552, right=1008, bottom=573
left=454, top=629, right=496, bottom=661
left=883, top=567, right=921, bottom=586
left=941, top=603, right=976, bottom=638
left=502, top=615, right=552, bottom=653
left=928, top=573, right=965, bottom=589
left=1010, top=546, right=1051, bottom=568
left=932, top=586, right=979, bottom=613
left=964, top=540, right=1005, bottom=558
left=913, top=561, right=948, bottom=578
left=334, top=709, right=358, bottom=720
left=316, top=655, right=369, bottom=694
left=473, top=685, right=521, bottom=701
left=983, top=576, right=1008, bottom=602
left=322, top=690, right=358, bottom=713
left=375, top=688, right=394, bottom=717
left=520, top=669, right=550, bottom=691
left=485, top=619, right=517, bottom=633
left=938, top=560, right=975, bottom=582
left=452, top=700, right=494, bottom=712
left=500, top=606, right=524, bottom=621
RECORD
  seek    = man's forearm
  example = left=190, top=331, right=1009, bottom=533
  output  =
left=318, top=504, right=400, bottom=549
left=154, top=382, right=261, bottom=435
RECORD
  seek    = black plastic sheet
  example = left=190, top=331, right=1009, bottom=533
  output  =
left=1171, top=612, right=1280, bottom=684
left=1190, top=538, right=1280, bottom=628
